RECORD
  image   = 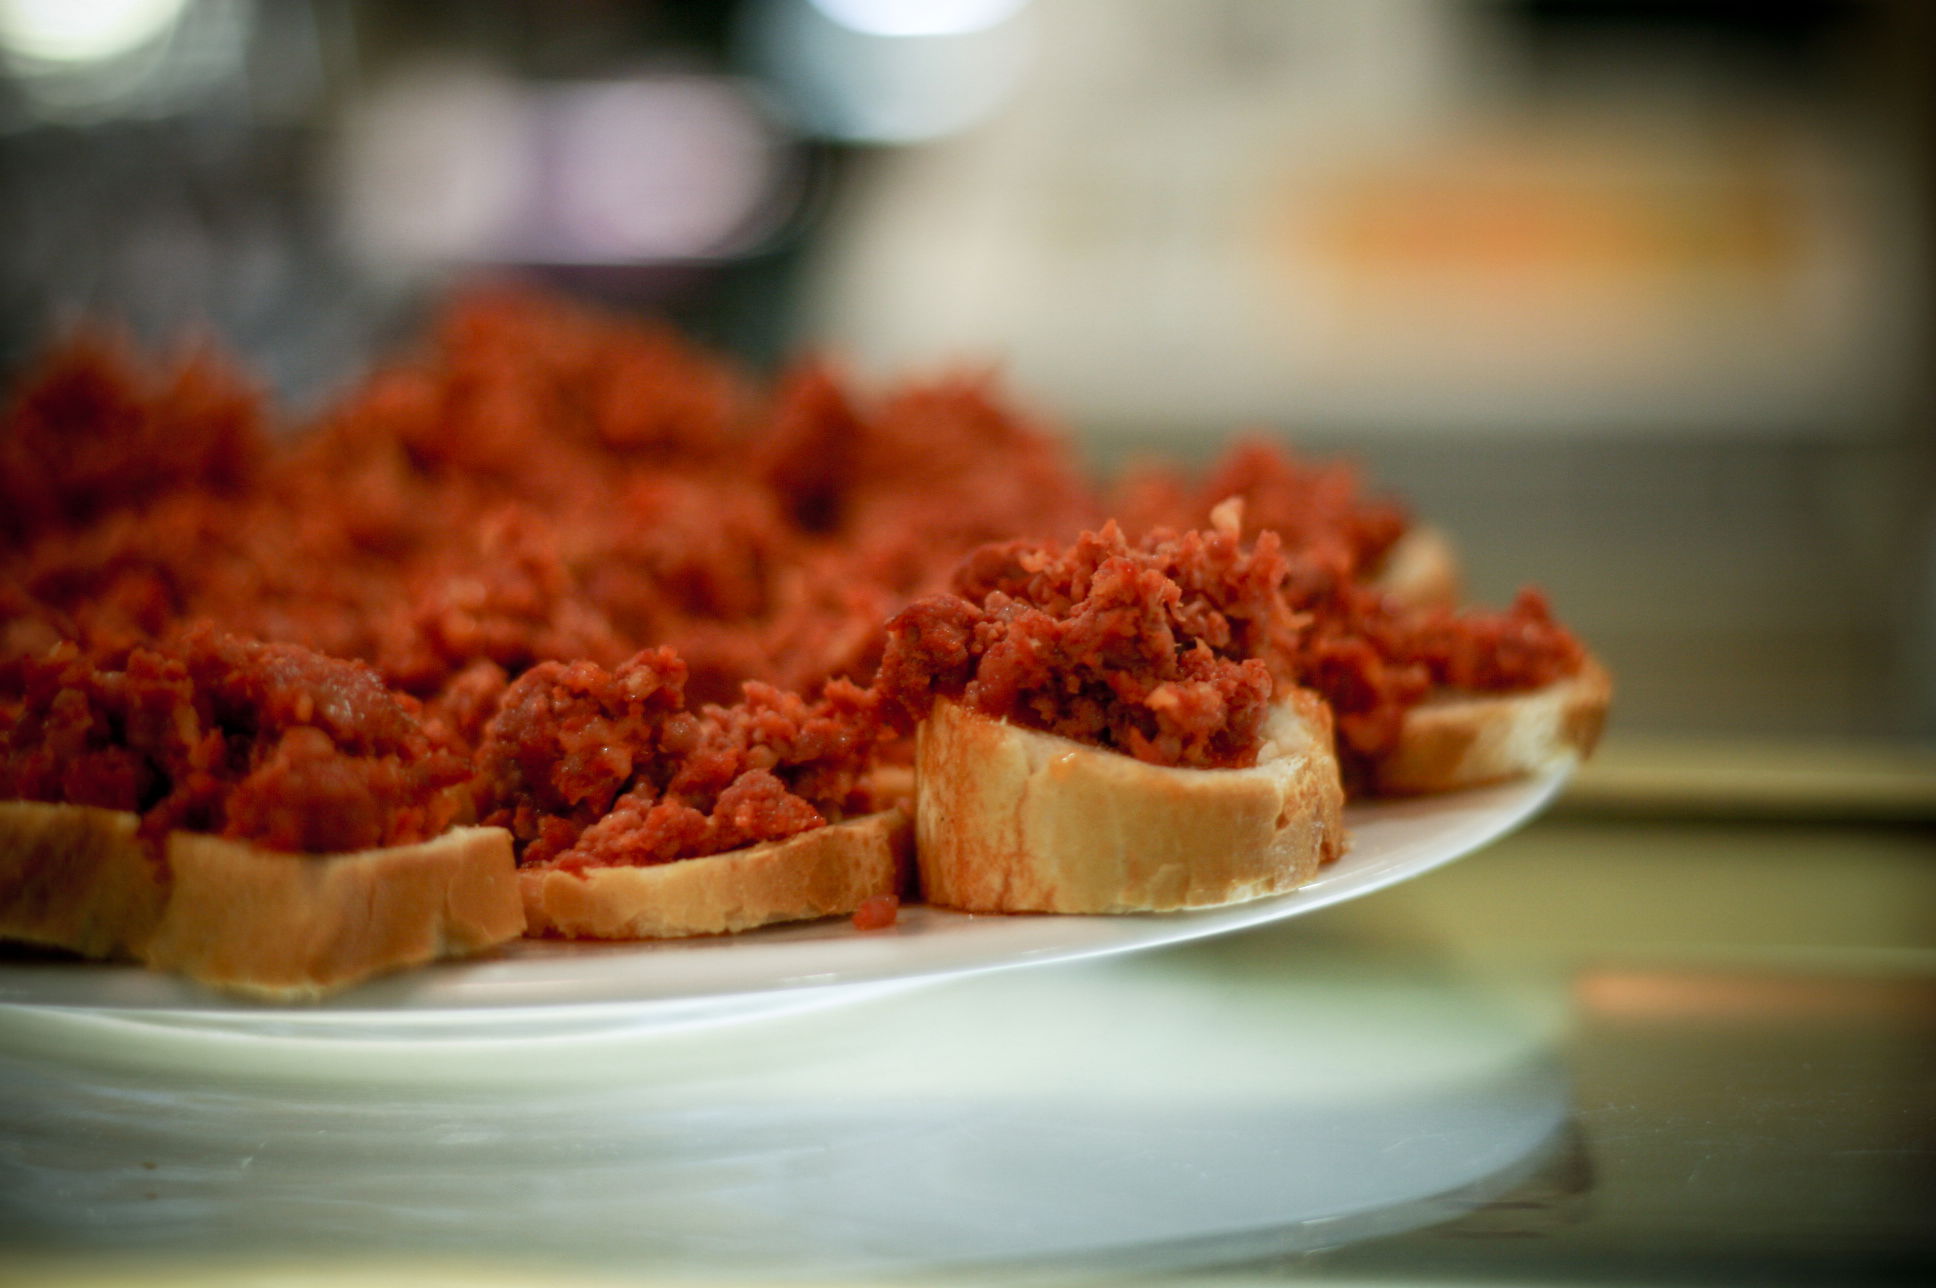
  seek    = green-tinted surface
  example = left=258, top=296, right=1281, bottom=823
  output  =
left=1279, top=816, right=1936, bottom=1286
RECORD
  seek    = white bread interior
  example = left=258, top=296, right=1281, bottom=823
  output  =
left=915, top=693, right=1346, bottom=914
left=520, top=807, right=910, bottom=939
left=1371, top=656, right=1612, bottom=796
left=0, top=801, right=522, bottom=1000
left=1371, top=525, right=1461, bottom=610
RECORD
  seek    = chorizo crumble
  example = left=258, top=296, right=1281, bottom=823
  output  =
left=1, top=286, right=1587, bottom=861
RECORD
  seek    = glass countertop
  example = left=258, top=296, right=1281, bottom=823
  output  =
left=1, top=809, right=1931, bottom=1286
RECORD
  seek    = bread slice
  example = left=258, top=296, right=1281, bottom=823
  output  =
left=0, top=801, right=522, bottom=1000
left=0, top=802, right=167, bottom=963
left=1372, top=525, right=1461, bottom=610
left=1369, top=656, right=1612, bottom=796
left=520, top=808, right=911, bottom=939
left=914, top=694, right=1346, bottom=914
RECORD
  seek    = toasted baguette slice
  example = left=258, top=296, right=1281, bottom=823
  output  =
left=1371, top=525, right=1461, bottom=610
left=0, top=802, right=522, bottom=1000
left=915, top=694, right=1346, bottom=914
left=520, top=808, right=911, bottom=939
left=0, top=802, right=167, bottom=962
left=1370, top=656, right=1612, bottom=796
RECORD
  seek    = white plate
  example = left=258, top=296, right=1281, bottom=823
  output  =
left=0, top=770, right=1565, bottom=1035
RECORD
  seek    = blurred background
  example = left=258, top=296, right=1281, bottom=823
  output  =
left=0, top=0, right=1931, bottom=756
left=2, top=9, right=1933, bottom=1286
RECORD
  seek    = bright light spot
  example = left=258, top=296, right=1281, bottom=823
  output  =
left=810, top=0, right=1028, bottom=39
left=336, top=67, right=792, bottom=268
left=553, top=77, right=781, bottom=260
left=0, top=0, right=187, bottom=64
left=750, top=0, right=1034, bottom=143
left=337, top=64, right=533, bottom=266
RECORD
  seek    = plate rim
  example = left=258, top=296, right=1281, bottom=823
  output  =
left=0, top=770, right=1567, bottom=1025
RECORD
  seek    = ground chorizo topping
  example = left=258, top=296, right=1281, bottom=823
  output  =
left=0, top=289, right=1111, bottom=862
left=474, top=647, right=887, bottom=872
left=1111, top=437, right=1408, bottom=579
left=877, top=520, right=1295, bottom=770
left=851, top=893, right=900, bottom=930
left=880, top=504, right=1587, bottom=782
left=0, top=334, right=266, bottom=548
left=0, top=284, right=1593, bottom=861
left=0, top=627, right=465, bottom=854
left=1280, top=581, right=1588, bottom=782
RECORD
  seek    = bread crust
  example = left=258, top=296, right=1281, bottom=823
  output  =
left=915, top=695, right=1346, bottom=914
left=0, top=802, right=165, bottom=961
left=520, top=808, right=911, bottom=939
left=1371, top=656, right=1612, bottom=796
left=0, top=802, right=522, bottom=1000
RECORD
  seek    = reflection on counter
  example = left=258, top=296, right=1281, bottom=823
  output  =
left=2, top=809, right=1932, bottom=1283
left=0, top=923, right=1569, bottom=1279
left=1323, top=962, right=1936, bottom=1284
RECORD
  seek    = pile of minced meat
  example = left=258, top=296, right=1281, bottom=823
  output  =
left=1, top=287, right=1583, bottom=863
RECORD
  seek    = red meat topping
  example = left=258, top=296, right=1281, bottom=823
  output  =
left=2, top=290, right=1101, bottom=713
left=474, top=648, right=887, bottom=872
left=0, top=627, right=464, bottom=854
left=0, top=335, right=266, bottom=547
left=1111, top=437, right=1408, bottom=579
left=851, top=893, right=900, bottom=930
left=1282, top=583, right=1588, bottom=782
left=0, top=285, right=1593, bottom=855
left=878, top=522, right=1290, bottom=769
left=881, top=514, right=1587, bottom=781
